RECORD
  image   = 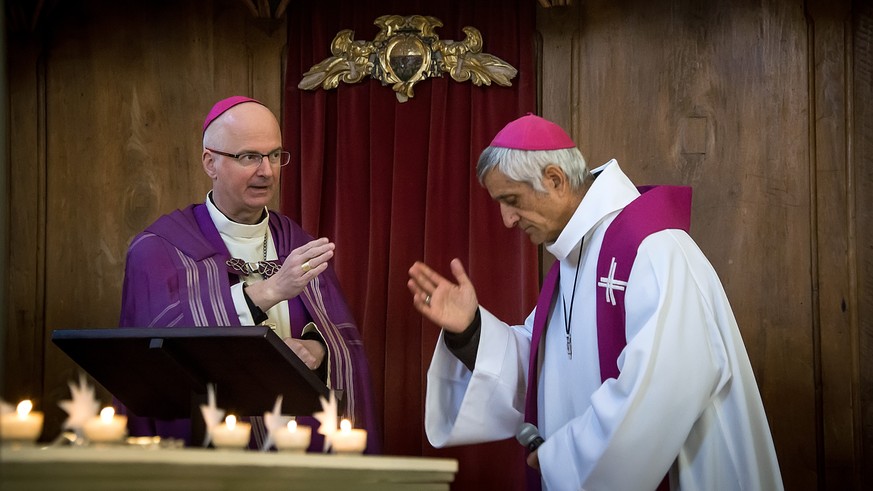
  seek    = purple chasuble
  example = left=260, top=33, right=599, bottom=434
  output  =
left=522, top=186, right=691, bottom=490
left=118, top=204, right=380, bottom=453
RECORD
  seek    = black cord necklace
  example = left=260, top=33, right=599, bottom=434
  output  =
left=562, top=253, right=583, bottom=359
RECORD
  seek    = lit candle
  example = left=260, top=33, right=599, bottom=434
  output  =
left=0, top=400, right=44, bottom=444
left=83, top=406, right=128, bottom=443
left=274, top=419, right=311, bottom=452
left=211, top=415, right=251, bottom=450
left=329, top=419, right=367, bottom=454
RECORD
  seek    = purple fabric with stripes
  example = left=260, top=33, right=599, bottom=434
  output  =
left=117, top=204, right=379, bottom=453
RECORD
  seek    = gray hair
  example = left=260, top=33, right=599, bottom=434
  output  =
left=476, top=146, right=589, bottom=193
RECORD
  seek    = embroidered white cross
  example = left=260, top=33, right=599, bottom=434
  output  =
left=597, top=257, right=628, bottom=306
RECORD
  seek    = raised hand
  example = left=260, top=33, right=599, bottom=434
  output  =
left=245, top=237, right=334, bottom=311
left=407, top=258, right=478, bottom=333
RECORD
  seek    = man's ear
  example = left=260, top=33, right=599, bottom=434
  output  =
left=542, top=164, right=567, bottom=192
left=203, top=151, right=218, bottom=179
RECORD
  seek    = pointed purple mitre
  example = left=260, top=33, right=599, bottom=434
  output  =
left=489, top=113, right=577, bottom=150
left=202, top=96, right=264, bottom=134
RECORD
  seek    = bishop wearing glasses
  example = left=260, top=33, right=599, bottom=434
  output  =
left=117, top=96, right=378, bottom=452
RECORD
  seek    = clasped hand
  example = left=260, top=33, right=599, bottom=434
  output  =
left=284, top=338, right=326, bottom=370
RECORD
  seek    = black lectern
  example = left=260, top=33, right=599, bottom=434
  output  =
left=51, top=327, right=330, bottom=419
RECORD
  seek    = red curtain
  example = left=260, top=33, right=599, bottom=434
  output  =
left=283, top=1, right=538, bottom=488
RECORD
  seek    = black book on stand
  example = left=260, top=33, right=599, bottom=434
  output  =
left=51, top=326, right=330, bottom=421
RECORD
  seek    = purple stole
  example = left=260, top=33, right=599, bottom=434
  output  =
left=120, top=204, right=380, bottom=453
left=523, top=186, right=692, bottom=490
left=191, top=204, right=312, bottom=327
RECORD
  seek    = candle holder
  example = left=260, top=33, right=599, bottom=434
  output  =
left=211, top=415, right=251, bottom=450
left=329, top=419, right=367, bottom=454
left=274, top=421, right=311, bottom=452
left=82, top=407, right=128, bottom=444
left=0, top=400, right=44, bottom=446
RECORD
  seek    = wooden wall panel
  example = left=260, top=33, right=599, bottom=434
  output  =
left=855, top=2, right=873, bottom=487
left=4, top=0, right=286, bottom=442
left=536, top=0, right=865, bottom=488
left=5, top=42, right=46, bottom=407
left=808, top=2, right=857, bottom=489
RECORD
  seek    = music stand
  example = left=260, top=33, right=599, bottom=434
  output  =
left=51, top=327, right=330, bottom=420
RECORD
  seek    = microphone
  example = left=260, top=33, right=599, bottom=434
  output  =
left=516, top=422, right=545, bottom=452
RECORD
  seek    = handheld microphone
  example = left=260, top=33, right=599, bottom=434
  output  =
left=516, top=422, right=545, bottom=452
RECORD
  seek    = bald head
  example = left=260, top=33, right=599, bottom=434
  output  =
left=201, top=100, right=283, bottom=224
left=203, top=102, right=281, bottom=150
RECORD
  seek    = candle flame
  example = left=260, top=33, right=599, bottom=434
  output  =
left=100, top=406, right=115, bottom=423
left=287, top=420, right=298, bottom=432
left=16, top=400, right=33, bottom=418
left=225, top=414, right=237, bottom=430
left=340, top=419, right=352, bottom=432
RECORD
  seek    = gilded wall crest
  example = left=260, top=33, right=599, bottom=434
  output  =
left=298, top=15, right=517, bottom=102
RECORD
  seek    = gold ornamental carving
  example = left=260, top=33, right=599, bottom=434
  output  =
left=298, top=15, right=518, bottom=102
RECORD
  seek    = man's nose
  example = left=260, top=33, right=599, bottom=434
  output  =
left=256, top=156, right=275, bottom=176
left=500, top=204, right=519, bottom=228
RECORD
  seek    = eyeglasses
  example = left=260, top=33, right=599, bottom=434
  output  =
left=206, top=147, right=291, bottom=167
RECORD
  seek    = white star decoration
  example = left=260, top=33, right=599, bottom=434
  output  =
left=261, top=395, right=291, bottom=451
left=57, top=373, right=100, bottom=432
left=313, top=390, right=339, bottom=452
left=199, top=384, right=225, bottom=447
